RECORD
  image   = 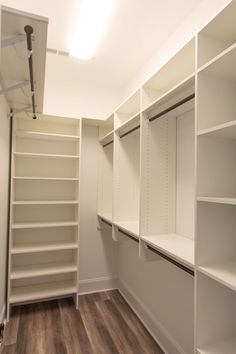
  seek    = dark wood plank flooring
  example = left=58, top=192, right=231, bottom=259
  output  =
left=1, top=290, right=164, bottom=354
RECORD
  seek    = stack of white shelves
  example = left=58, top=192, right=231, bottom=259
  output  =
left=196, top=1, right=236, bottom=353
left=8, top=115, right=81, bottom=314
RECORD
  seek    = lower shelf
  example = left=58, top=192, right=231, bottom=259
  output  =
left=11, top=263, right=77, bottom=279
left=11, top=241, right=78, bottom=254
left=12, top=221, right=78, bottom=229
left=197, top=337, right=236, bottom=354
left=10, top=280, right=77, bottom=304
left=141, top=233, right=194, bottom=269
left=114, top=220, right=139, bottom=238
left=198, top=261, right=236, bottom=292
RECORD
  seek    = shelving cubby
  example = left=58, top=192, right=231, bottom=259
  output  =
left=196, top=272, right=236, bottom=354
left=113, top=115, right=141, bottom=238
left=114, top=90, right=140, bottom=129
left=97, top=115, right=114, bottom=224
left=197, top=0, right=236, bottom=69
left=197, top=43, right=236, bottom=132
left=140, top=82, right=195, bottom=269
left=197, top=201, right=236, bottom=292
left=8, top=115, right=81, bottom=315
left=142, top=39, right=195, bottom=110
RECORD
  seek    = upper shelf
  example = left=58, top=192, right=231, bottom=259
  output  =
left=15, top=130, right=80, bottom=141
left=198, top=0, right=236, bottom=68
left=0, top=6, right=48, bottom=117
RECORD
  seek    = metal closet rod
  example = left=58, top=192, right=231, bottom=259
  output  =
left=24, top=25, right=37, bottom=120
left=120, top=125, right=140, bottom=139
left=117, top=228, right=139, bottom=243
left=146, top=245, right=195, bottom=276
left=103, top=140, right=113, bottom=148
left=100, top=218, right=112, bottom=227
left=149, top=93, right=195, bottom=122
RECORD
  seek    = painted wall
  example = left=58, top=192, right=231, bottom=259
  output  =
left=0, top=94, right=10, bottom=323
left=43, top=75, right=122, bottom=120
left=79, top=124, right=118, bottom=293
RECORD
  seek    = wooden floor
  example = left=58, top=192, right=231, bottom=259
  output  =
left=1, top=290, right=164, bottom=354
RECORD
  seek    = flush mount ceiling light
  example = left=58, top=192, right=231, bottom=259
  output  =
left=70, top=0, right=115, bottom=60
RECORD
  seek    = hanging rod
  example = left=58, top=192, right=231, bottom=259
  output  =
left=100, top=218, right=112, bottom=227
left=103, top=140, right=113, bottom=148
left=120, top=125, right=140, bottom=139
left=117, top=228, right=139, bottom=243
left=149, top=93, right=195, bottom=122
left=146, top=245, right=194, bottom=276
left=24, top=25, right=37, bottom=120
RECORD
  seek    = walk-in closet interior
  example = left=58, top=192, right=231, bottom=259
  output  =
left=0, top=1, right=236, bottom=353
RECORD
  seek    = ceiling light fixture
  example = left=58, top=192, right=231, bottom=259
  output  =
left=70, top=0, right=115, bottom=60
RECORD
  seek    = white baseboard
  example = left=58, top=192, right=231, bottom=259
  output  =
left=0, top=305, right=5, bottom=324
left=79, top=276, right=118, bottom=295
left=118, top=280, right=187, bottom=354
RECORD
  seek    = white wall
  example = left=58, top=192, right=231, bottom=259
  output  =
left=43, top=66, right=122, bottom=120
left=79, top=124, right=118, bottom=293
left=121, top=0, right=232, bottom=100
left=0, top=94, right=10, bottom=323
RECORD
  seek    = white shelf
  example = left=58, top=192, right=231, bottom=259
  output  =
left=11, top=241, right=78, bottom=254
left=198, top=43, right=236, bottom=81
left=97, top=213, right=113, bottom=224
left=197, top=337, right=236, bottom=354
left=14, top=152, right=80, bottom=159
left=142, top=73, right=195, bottom=113
left=197, top=119, right=236, bottom=139
left=198, top=261, right=236, bottom=292
left=141, top=234, right=194, bottom=269
left=12, top=200, right=79, bottom=205
left=115, top=113, right=140, bottom=137
left=197, top=197, right=236, bottom=205
left=10, top=280, right=77, bottom=304
left=114, top=220, right=139, bottom=238
left=12, top=221, right=78, bottom=229
left=99, top=131, right=113, bottom=146
left=13, top=176, right=79, bottom=181
left=15, top=130, right=80, bottom=141
left=11, top=262, right=77, bottom=280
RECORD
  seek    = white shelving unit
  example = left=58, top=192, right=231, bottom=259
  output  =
left=7, top=115, right=81, bottom=316
left=196, top=2, right=236, bottom=353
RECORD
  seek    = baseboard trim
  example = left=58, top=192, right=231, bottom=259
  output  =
left=79, top=276, right=118, bottom=295
left=118, top=280, right=187, bottom=354
left=0, top=305, right=5, bottom=324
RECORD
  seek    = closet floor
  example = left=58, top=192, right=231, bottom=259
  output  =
left=1, top=290, right=163, bottom=354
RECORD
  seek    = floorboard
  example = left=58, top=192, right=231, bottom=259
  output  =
left=1, top=290, right=164, bottom=354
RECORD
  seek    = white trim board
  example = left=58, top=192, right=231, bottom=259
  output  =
left=78, top=276, right=118, bottom=295
left=0, top=305, right=5, bottom=324
left=118, top=280, right=188, bottom=354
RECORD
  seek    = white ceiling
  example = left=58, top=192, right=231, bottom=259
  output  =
left=1, top=0, right=200, bottom=91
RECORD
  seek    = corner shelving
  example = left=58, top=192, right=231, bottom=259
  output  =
left=8, top=115, right=81, bottom=316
